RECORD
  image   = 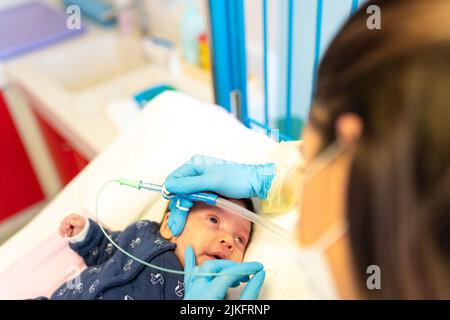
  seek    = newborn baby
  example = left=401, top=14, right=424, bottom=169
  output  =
left=41, top=198, right=254, bottom=300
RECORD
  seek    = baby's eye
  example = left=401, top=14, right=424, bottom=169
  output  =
left=209, top=216, right=218, bottom=224
left=236, top=236, right=245, bottom=245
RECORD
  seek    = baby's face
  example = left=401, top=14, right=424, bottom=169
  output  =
left=162, top=201, right=252, bottom=267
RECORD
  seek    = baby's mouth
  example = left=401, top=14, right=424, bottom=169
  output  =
left=207, top=251, right=226, bottom=260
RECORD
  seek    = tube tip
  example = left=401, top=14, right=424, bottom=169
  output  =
left=115, top=178, right=141, bottom=189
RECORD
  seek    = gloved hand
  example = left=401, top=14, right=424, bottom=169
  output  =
left=183, top=246, right=265, bottom=300
left=166, top=155, right=276, bottom=235
left=167, top=195, right=194, bottom=237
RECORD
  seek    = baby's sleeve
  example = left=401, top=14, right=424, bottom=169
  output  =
left=67, top=219, right=90, bottom=244
left=69, top=219, right=121, bottom=266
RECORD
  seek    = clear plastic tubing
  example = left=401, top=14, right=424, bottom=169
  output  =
left=215, top=197, right=291, bottom=240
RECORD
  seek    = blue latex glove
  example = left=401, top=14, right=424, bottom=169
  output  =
left=183, top=246, right=265, bottom=300
left=167, top=195, right=194, bottom=237
left=166, top=155, right=276, bottom=235
left=166, top=155, right=275, bottom=199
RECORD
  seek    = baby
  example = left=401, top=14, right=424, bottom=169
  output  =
left=44, top=198, right=254, bottom=300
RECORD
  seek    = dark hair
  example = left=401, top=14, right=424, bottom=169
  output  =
left=314, top=0, right=450, bottom=299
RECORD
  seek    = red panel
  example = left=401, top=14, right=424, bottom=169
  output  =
left=0, top=91, right=45, bottom=222
left=73, top=149, right=89, bottom=172
left=33, top=111, right=89, bottom=186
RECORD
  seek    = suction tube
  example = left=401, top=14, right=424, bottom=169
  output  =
left=115, top=178, right=290, bottom=238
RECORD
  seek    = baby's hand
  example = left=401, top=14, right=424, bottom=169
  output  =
left=59, top=214, right=86, bottom=238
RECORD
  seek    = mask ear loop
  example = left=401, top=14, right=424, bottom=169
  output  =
left=95, top=180, right=265, bottom=277
left=313, top=221, right=349, bottom=252
left=303, top=142, right=345, bottom=182
left=300, top=141, right=350, bottom=251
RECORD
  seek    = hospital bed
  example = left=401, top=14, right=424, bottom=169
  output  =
left=0, top=91, right=316, bottom=299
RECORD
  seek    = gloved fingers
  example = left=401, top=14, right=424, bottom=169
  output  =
left=239, top=270, right=266, bottom=300
left=170, top=163, right=204, bottom=179
left=166, top=175, right=218, bottom=195
left=230, top=275, right=250, bottom=288
left=168, top=197, right=177, bottom=211
left=168, top=196, right=193, bottom=236
left=167, top=208, right=188, bottom=236
left=198, top=260, right=263, bottom=277
left=183, top=246, right=197, bottom=292
left=168, top=195, right=192, bottom=210
left=165, top=154, right=235, bottom=195
left=176, top=196, right=194, bottom=211
left=194, top=260, right=248, bottom=288
left=220, top=261, right=264, bottom=276
left=209, top=274, right=251, bottom=299
left=183, top=260, right=262, bottom=300
left=184, top=259, right=236, bottom=288
left=184, top=246, right=196, bottom=273
left=197, top=259, right=238, bottom=274
left=165, top=162, right=207, bottom=194
left=209, top=262, right=264, bottom=297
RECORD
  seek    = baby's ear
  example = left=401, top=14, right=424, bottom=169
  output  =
left=160, top=213, right=174, bottom=240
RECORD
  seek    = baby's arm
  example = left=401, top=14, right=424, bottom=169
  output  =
left=60, top=214, right=121, bottom=266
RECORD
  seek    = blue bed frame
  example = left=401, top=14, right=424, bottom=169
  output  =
left=207, top=0, right=360, bottom=141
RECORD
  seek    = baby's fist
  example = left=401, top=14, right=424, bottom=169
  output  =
left=59, top=214, right=86, bottom=238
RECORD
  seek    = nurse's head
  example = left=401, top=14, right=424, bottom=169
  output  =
left=300, top=0, right=450, bottom=299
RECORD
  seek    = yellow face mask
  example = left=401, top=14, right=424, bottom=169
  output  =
left=261, top=140, right=345, bottom=215
left=261, top=141, right=305, bottom=214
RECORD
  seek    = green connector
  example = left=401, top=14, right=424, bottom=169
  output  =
left=115, top=178, right=141, bottom=189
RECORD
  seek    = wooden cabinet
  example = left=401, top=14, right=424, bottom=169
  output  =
left=0, top=90, right=44, bottom=222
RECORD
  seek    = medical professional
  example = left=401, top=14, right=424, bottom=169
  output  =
left=165, top=0, right=450, bottom=299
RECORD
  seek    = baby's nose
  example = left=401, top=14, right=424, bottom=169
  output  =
left=220, top=235, right=234, bottom=251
